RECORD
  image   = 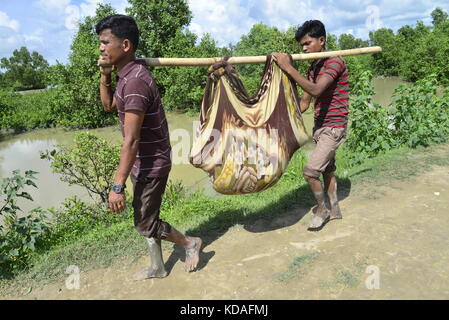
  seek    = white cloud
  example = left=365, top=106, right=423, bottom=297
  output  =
left=0, top=11, right=20, bottom=32
left=65, top=5, right=81, bottom=30
left=35, top=0, right=71, bottom=13
left=80, top=0, right=103, bottom=16
left=188, top=0, right=256, bottom=46
left=2, top=0, right=449, bottom=65
left=24, top=28, right=44, bottom=46
left=35, top=0, right=105, bottom=31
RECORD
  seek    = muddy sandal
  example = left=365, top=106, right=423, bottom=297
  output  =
left=308, top=210, right=330, bottom=229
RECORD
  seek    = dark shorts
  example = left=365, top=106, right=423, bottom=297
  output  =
left=131, top=174, right=172, bottom=239
left=303, top=126, right=346, bottom=179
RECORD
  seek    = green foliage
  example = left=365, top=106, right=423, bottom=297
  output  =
left=0, top=170, right=49, bottom=276
left=326, top=34, right=340, bottom=51
left=431, top=7, right=448, bottom=26
left=0, top=47, right=49, bottom=90
left=344, top=71, right=395, bottom=165
left=399, top=20, right=449, bottom=84
left=0, top=72, right=7, bottom=89
left=390, top=75, right=449, bottom=148
left=42, top=196, right=131, bottom=249
left=369, top=28, right=400, bottom=76
left=234, top=24, right=305, bottom=95
left=282, top=151, right=307, bottom=182
left=368, top=8, right=449, bottom=84
left=0, top=89, right=59, bottom=131
left=48, top=3, right=117, bottom=129
left=0, top=89, right=16, bottom=124
left=338, top=33, right=369, bottom=50
left=154, top=31, right=221, bottom=111
left=345, top=71, right=449, bottom=165
left=161, top=180, right=186, bottom=211
left=126, top=0, right=192, bottom=58
left=40, top=132, right=120, bottom=204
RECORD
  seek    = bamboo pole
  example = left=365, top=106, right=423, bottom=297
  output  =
left=98, top=46, right=382, bottom=67
left=142, top=46, right=382, bottom=67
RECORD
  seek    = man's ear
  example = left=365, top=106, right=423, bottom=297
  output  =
left=319, top=36, right=326, bottom=47
left=122, top=39, right=132, bottom=53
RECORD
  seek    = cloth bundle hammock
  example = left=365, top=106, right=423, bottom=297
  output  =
left=189, top=56, right=309, bottom=195
left=98, top=46, right=382, bottom=195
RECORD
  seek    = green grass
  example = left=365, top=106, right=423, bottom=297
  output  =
left=319, top=268, right=360, bottom=290
left=1, top=141, right=449, bottom=296
left=275, top=252, right=320, bottom=282
left=318, top=256, right=370, bottom=291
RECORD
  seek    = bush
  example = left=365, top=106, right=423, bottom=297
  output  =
left=344, top=70, right=395, bottom=165
left=0, top=89, right=59, bottom=131
left=40, top=132, right=120, bottom=204
left=390, top=74, right=449, bottom=147
left=154, top=31, right=221, bottom=112
left=0, top=170, right=49, bottom=276
left=46, top=4, right=118, bottom=129
left=345, top=71, right=449, bottom=165
left=41, top=196, right=132, bottom=249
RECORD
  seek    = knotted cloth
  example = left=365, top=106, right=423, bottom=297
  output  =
left=189, top=56, right=309, bottom=195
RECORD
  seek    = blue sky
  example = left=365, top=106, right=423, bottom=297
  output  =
left=1, top=0, right=448, bottom=65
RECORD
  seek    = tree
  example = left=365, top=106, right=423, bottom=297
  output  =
left=50, top=3, right=117, bottom=128
left=338, top=33, right=369, bottom=50
left=126, top=0, right=192, bottom=58
left=0, top=47, right=49, bottom=90
left=369, top=28, right=399, bottom=76
left=157, top=31, right=221, bottom=111
left=431, top=7, right=448, bottom=27
left=40, top=132, right=120, bottom=205
left=0, top=170, right=48, bottom=275
left=234, top=23, right=305, bottom=95
left=324, top=34, right=339, bottom=52
left=125, top=0, right=194, bottom=106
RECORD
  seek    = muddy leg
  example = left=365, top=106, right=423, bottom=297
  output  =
left=164, top=227, right=202, bottom=272
left=133, top=237, right=168, bottom=280
left=324, top=171, right=342, bottom=220
left=305, top=175, right=330, bottom=229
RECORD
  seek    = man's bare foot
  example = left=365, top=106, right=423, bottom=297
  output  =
left=133, top=267, right=168, bottom=281
left=184, top=237, right=202, bottom=272
left=308, top=207, right=330, bottom=229
left=329, top=202, right=342, bottom=220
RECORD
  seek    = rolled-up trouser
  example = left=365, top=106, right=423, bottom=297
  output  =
left=130, top=174, right=172, bottom=239
left=303, top=126, right=347, bottom=179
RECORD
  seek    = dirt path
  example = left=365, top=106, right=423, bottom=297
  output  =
left=6, top=164, right=449, bottom=300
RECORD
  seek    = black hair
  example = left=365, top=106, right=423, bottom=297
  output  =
left=96, top=15, right=139, bottom=51
left=295, top=20, right=326, bottom=43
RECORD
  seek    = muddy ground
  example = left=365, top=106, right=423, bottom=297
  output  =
left=3, top=160, right=448, bottom=300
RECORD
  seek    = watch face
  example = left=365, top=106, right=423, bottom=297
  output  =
left=112, top=185, right=123, bottom=193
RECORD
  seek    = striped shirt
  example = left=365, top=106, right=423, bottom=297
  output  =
left=115, top=60, right=171, bottom=178
left=307, top=56, right=349, bottom=128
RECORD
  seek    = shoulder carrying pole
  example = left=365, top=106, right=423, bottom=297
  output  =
left=98, top=46, right=382, bottom=67
left=142, top=46, right=382, bottom=67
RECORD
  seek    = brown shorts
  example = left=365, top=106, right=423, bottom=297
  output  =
left=130, top=174, right=172, bottom=239
left=303, top=126, right=346, bottom=179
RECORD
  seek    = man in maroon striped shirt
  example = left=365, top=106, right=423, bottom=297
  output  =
left=97, top=15, right=202, bottom=279
left=273, top=20, right=349, bottom=230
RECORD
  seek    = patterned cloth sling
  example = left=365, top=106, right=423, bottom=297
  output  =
left=189, top=56, right=309, bottom=195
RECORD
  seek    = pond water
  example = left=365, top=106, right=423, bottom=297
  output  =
left=0, top=113, right=214, bottom=214
left=0, top=77, right=405, bottom=214
left=372, top=76, right=407, bottom=107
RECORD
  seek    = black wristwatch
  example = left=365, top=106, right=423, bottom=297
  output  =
left=111, top=184, right=126, bottom=194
